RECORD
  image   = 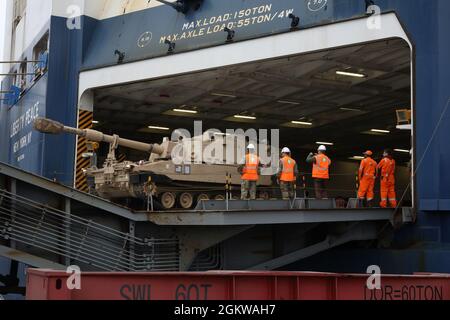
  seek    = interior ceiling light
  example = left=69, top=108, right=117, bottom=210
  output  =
left=278, top=100, right=301, bottom=105
left=148, top=126, right=170, bottom=131
left=397, top=124, right=412, bottom=131
left=211, top=92, right=237, bottom=98
left=350, top=156, right=365, bottom=161
left=291, top=121, right=313, bottom=126
left=92, top=120, right=99, bottom=124
left=173, top=108, right=198, bottom=114
left=340, top=107, right=363, bottom=112
left=336, top=71, right=367, bottom=78
left=234, top=115, right=256, bottom=120
left=371, top=129, right=390, bottom=134
left=394, top=149, right=410, bottom=153
left=316, top=142, right=334, bottom=146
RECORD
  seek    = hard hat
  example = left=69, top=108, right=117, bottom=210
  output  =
left=318, top=145, right=327, bottom=152
left=247, top=144, right=256, bottom=150
left=364, top=150, right=373, bottom=156
left=281, top=147, right=291, bottom=154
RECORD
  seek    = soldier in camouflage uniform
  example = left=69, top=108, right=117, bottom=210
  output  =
left=238, top=144, right=261, bottom=200
left=277, top=147, right=299, bottom=200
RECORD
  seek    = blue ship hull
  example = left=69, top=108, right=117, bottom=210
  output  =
left=0, top=0, right=449, bottom=280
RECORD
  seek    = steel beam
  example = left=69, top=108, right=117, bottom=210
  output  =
left=0, top=245, right=66, bottom=270
left=64, top=198, right=72, bottom=266
left=129, top=221, right=136, bottom=271
left=0, top=60, right=42, bottom=64
left=149, top=207, right=396, bottom=226
left=175, top=225, right=253, bottom=271
left=0, top=161, right=145, bottom=221
left=248, top=222, right=379, bottom=270
left=0, top=73, right=36, bottom=76
left=10, top=178, right=17, bottom=250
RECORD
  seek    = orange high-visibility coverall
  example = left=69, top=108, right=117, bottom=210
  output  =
left=358, top=157, right=377, bottom=201
left=377, top=157, right=397, bottom=208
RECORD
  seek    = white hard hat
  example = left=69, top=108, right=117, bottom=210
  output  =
left=318, top=145, right=327, bottom=152
left=247, top=144, right=255, bottom=150
left=281, top=147, right=291, bottom=154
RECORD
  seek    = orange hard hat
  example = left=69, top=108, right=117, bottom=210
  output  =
left=364, top=150, right=373, bottom=156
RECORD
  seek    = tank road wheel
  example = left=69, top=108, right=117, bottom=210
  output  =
left=160, top=192, right=176, bottom=210
left=197, top=193, right=210, bottom=203
left=179, top=192, right=194, bottom=209
left=214, top=194, right=225, bottom=201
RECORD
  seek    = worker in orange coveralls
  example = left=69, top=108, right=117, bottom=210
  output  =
left=357, top=151, right=377, bottom=207
left=377, top=149, right=397, bottom=208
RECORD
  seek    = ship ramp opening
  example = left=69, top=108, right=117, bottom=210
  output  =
left=75, top=14, right=414, bottom=212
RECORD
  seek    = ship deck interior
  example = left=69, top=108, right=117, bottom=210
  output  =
left=92, top=38, right=413, bottom=203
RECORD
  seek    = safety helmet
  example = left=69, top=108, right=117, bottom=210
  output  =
left=281, top=147, right=291, bottom=154
left=247, top=144, right=256, bottom=150
left=364, top=150, right=373, bottom=156
left=318, top=145, right=327, bottom=152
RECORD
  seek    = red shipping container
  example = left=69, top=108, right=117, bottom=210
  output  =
left=26, top=269, right=450, bottom=301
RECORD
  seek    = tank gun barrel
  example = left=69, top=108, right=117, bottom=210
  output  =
left=34, top=117, right=164, bottom=155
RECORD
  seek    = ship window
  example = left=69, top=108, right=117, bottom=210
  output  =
left=33, top=32, right=49, bottom=63
left=12, top=70, right=20, bottom=88
left=19, top=59, right=27, bottom=92
left=33, top=32, right=49, bottom=79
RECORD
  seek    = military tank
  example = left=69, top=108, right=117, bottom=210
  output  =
left=34, top=118, right=275, bottom=210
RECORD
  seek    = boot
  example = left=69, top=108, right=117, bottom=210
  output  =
left=357, top=199, right=365, bottom=208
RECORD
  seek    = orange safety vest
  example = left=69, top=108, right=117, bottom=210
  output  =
left=359, top=157, right=377, bottom=179
left=280, top=156, right=297, bottom=182
left=242, top=154, right=260, bottom=181
left=377, top=157, right=396, bottom=183
left=313, top=154, right=331, bottom=179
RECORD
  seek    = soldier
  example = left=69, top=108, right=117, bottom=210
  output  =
left=238, top=144, right=260, bottom=200
left=277, top=147, right=299, bottom=200
left=307, top=145, right=332, bottom=199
